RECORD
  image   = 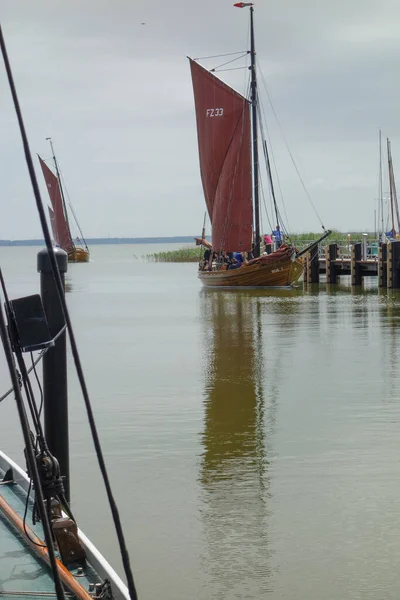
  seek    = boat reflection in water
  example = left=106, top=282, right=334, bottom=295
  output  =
left=199, top=289, right=278, bottom=598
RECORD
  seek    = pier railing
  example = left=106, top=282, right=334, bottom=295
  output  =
left=295, top=239, right=379, bottom=259
left=302, top=240, right=399, bottom=288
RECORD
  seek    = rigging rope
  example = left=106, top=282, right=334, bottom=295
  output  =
left=0, top=295, right=66, bottom=600
left=0, top=325, right=66, bottom=404
left=211, top=65, right=249, bottom=73
left=0, top=268, right=76, bottom=535
left=256, top=94, right=290, bottom=234
left=56, top=161, right=89, bottom=251
left=258, top=170, right=273, bottom=233
left=193, top=50, right=249, bottom=60
left=257, top=59, right=326, bottom=231
left=0, top=25, right=138, bottom=600
left=210, top=52, right=248, bottom=72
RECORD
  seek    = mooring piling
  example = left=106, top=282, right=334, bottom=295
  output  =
left=378, top=243, right=387, bottom=288
left=302, top=238, right=400, bottom=289
left=37, top=247, right=69, bottom=502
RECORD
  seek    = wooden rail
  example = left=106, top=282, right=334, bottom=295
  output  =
left=303, top=240, right=400, bottom=288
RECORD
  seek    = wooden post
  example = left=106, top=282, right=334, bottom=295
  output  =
left=387, top=240, right=400, bottom=288
left=309, top=244, right=319, bottom=283
left=37, top=247, right=70, bottom=502
left=326, top=243, right=338, bottom=284
left=351, top=243, right=362, bottom=286
left=361, top=233, right=368, bottom=260
left=387, top=241, right=393, bottom=288
left=378, top=243, right=387, bottom=288
left=303, top=251, right=309, bottom=283
left=324, top=245, right=329, bottom=282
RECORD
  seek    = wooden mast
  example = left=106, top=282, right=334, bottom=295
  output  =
left=379, top=129, right=384, bottom=239
left=387, top=138, right=396, bottom=236
left=249, top=5, right=260, bottom=258
left=236, top=2, right=280, bottom=255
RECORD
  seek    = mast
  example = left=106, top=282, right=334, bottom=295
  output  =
left=249, top=6, right=260, bottom=258
left=234, top=3, right=262, bottom=255
left=46, top=137, right=74, bottom=249
left=387, top=138, right=396, bottom=236
left=379, top=129, right=384, bottom=239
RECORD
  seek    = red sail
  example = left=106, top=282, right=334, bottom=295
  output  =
left=189, top=58, right=253, bottom=252
left=39, top=156, right=73, bottom=252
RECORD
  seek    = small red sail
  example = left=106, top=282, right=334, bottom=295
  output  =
left=189, top=58, right=253, bottom=252
left=39, top=156, right=73, bottom=252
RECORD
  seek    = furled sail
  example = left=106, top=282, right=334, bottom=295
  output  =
left=189, top=58, right=253, bottom=252
left=39, top=156, right=73, bottom=252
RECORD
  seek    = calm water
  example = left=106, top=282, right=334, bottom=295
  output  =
left=1, top=244, right=400, bottom=599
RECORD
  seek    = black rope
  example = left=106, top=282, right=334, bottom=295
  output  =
left=53, top=145, right=90, bottom=252
left=0, top=24, right=138, bottom=600
left=256, top=59, right=326, bottom=231
left=210, top=52, right=248, bottom=72
left=30, top=353, right=44, bottom=418
left=0, top=302, right=66, bottom=600
left=211, top=66, right=249, bottom=73
left=0, top=324, right=66, bottom=404
left=193, top=50, right=249, bottom=60
left=23, top=464, right=46, bottom=549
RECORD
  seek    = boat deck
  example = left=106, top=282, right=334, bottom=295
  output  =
left=0, top=465, right=99, bottom=599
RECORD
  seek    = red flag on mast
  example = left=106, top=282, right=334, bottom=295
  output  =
left=234, top=2, right=254, bottom=7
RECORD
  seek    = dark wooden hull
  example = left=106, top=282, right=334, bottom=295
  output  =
left=198, top=247, right=304, bottom=288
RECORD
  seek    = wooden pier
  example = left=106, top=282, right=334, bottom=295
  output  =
left=303, top=239, right=400, bottom=288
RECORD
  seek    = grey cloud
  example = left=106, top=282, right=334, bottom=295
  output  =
left=1, top=0, right=400, bottom=238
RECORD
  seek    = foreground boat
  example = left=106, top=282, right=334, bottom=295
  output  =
left=189, top=3, right=329, bottom=288
left=39, top=139, right=90, bottom=263
left=0, top=24, right=137, bottom=600
left=0, top=451, right=129, bottom=600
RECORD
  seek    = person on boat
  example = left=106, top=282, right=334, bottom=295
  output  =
left=234, top=252, right=244, bottom=268
left=224, top=251, right=233, bottom=267
left=227, top=257, right=238, bottom=270
left=264, top=233, right=272, bottom=254
left=202, top=247, right=211, bottom=271
left=272, top=225, right=283, bottom=249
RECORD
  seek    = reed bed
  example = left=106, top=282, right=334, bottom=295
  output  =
left=146, top=247, right=201, bottom=262
left=147, top=231, right=377, bottom=262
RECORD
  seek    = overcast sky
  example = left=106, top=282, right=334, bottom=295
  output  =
left=1, top=0, right=400, bottom=239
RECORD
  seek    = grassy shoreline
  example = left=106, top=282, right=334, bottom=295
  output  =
left=146, top=231, right=378, bottom=263
left=146, top=247, right=201, bottom=262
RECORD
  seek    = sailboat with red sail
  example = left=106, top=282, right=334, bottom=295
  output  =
left=189, top=3, right=330, bottom=288
left=38, top=139, right=90, bottom=263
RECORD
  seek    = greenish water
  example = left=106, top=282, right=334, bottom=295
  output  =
left=1, top=244, right=400, bottom=599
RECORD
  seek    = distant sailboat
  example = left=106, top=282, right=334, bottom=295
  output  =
left=38, top=139, right=89, bottom=263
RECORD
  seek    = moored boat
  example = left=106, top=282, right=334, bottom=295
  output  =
left=189, top=3, right=330, bottom=288
left=198, top=244, right=303, bottom=288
